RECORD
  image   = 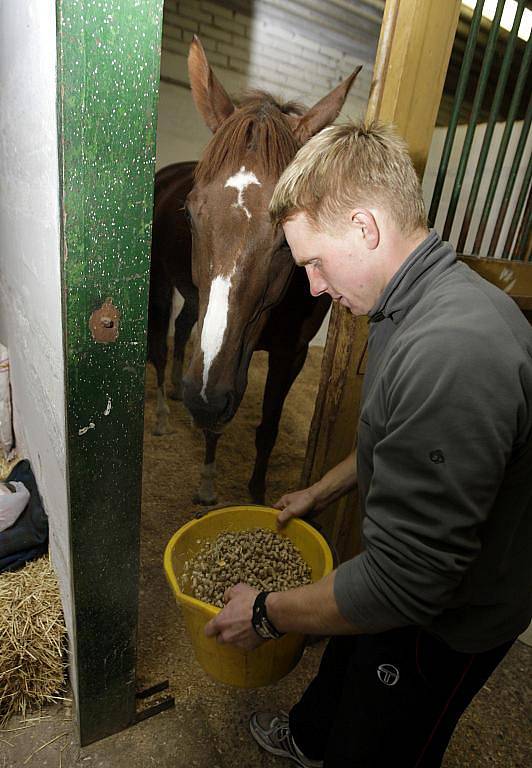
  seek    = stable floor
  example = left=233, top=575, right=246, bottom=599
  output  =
left=2, top=349, right=531, bottom=767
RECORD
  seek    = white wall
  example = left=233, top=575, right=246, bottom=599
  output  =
left=0, top=0, right=73, bottom=664
left=156, top=0, right=373, bottom=169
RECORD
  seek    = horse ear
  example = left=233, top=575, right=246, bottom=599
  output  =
left=289, top=66, right=363, bottom=144
left=188, top=36, right=235, bottom=133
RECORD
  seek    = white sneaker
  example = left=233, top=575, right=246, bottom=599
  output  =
left=249, top=711, right=324, bottom=767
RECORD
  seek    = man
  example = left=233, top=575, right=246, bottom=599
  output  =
left=204, top=122, right=532, bottom=767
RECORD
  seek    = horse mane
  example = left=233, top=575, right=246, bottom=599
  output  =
left=194, top=91, right=305, bottom=184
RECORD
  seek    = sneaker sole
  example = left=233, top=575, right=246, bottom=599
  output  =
left=249, top=716, right=322, bottom=768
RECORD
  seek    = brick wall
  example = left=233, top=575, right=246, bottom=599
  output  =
left=157, top=0, right=373, bottom=168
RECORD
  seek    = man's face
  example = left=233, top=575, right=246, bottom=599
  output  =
left=283, top=211, right=384, bottom=316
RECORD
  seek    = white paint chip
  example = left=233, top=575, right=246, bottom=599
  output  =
left=200, top=272, right=234, bottom=401
left=78, top=422, right=95, bottom=436
left=224, top=166, right=261, bottom=220
left=499, top=266, right=516, bottom=293
left=104, top=396, right=112, bottom=416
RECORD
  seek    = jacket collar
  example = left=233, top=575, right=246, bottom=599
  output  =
left=367, top=230, right=456, bottom=325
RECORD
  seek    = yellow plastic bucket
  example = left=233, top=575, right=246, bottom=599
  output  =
left=163, top=504, right=333, bottom=688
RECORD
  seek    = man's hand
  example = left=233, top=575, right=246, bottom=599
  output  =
left=274, top=451, right=358, bottom=528
left=204, top=583, right=265, bottom=651
left=274, top=487, right=317, bottom=528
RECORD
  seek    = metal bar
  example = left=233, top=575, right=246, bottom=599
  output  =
left=428, top=0, right=484, bottom=226
left=135, top=680, right=170, bottom=700
left=473, top=31, right=532, bottom=253
left=457, top=0, right=527, bottom=253
left=502, top=150, right=532, bottom=259
left=133, top=696, right=175, bottom=724
left=513, top=186, right=532, bottom=261
left=442, top=0, right=505, bottom=241
left=489, top=98, right=532, bottom=257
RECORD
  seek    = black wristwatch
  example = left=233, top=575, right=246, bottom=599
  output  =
left=251, top=591, right=284, bottom=640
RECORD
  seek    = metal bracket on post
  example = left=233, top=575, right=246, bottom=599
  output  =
left=134, top=680, right=175, bottom=725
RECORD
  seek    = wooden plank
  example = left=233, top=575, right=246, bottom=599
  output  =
left=56, top=0, right=164, bottom=746
left=460, top=256, right=532, bottom=321
left=303, top=0, right=461, bottom=560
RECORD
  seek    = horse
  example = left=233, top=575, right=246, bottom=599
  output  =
left=148, top=37, right=361, bottom=505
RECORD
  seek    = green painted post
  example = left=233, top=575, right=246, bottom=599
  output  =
left=56, top=0, right=163, bottom=745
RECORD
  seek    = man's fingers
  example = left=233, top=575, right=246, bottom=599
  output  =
left=276, top=508, right=290, bottom=528
left=223, top=588, right=233, bottom=604
left=204, top=618, right=218, bottom=637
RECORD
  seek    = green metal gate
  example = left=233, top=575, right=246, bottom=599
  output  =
left=429, top=0, right=531, bottom=261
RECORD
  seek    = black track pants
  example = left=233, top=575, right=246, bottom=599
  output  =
left=289, top=627, right=513, bottom=768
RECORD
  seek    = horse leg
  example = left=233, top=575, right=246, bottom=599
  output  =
left=148, top=284, right=173, bottom=436
left=194, top=429, right=221, bottom=505
left=170, top=287, right=198, bottom=401
left=249, top=346, right=309, bottom=504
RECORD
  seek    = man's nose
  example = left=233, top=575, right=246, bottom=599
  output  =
left=306, top=266, right=328, bottom=297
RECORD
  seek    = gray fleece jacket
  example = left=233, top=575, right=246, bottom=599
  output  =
left=334, top=230, right=532, bottom=652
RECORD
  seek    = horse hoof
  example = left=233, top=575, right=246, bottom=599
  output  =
left=169, top=387, right=183, bottom=401
left=193, top=493, right=218, bottom=506
left=153, top=421, right=170, bottom=436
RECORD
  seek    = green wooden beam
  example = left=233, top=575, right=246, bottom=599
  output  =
left=56, top=0, right=163, bottom=745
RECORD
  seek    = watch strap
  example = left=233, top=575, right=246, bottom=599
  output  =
left=251, top=591, right=284, bottom=640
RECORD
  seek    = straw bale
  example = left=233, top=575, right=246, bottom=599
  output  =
left=0, top=556, right=67, bottom=726
left=0, top=452, right=19, bottom=482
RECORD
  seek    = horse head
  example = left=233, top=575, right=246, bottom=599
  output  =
left=182, top=37, right=361, bottom=431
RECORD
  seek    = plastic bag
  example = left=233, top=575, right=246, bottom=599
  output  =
left=0, top=344, right=14, bottom=458
left=0, top=481, right=30, bottom=533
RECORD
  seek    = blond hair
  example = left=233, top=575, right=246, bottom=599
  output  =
left=269, top=121, right=427, bottom=235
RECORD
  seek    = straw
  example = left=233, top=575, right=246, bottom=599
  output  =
left=0, top=557, right=67, bottom=726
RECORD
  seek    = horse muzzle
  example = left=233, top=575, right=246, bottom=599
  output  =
left=182, top=381, right=236, bottom=430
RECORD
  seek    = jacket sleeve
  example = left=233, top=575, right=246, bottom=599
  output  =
left=334, top=326, right=519, bottom=631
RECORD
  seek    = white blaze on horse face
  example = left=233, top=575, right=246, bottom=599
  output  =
left=224, top=166, right=261, bottom=220
left=200, top=271, right=234, bottom=402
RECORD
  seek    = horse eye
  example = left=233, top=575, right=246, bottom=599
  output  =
left=183, top=205, right=192, bottom=225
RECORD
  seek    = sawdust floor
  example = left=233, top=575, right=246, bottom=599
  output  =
left=2, top=348, right=531, bottom=767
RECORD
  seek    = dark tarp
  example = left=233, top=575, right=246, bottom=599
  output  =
left=0, top=459, right=48, bottom=573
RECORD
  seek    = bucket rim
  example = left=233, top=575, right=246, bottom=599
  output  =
left=163, top=504, right=333, bottom=616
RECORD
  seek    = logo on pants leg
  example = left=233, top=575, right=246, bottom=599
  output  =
left=377, top=663, right=400, bottom=686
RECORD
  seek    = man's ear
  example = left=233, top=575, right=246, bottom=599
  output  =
left=351, top=210, right=379, bottom=250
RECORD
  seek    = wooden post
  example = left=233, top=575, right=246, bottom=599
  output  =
left=302, top=0, right=462, bottom=562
